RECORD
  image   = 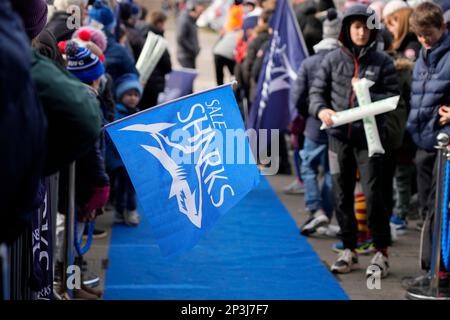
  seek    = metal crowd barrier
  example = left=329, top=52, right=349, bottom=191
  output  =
left=61, top=162, right=76, bottom=299
left=406, top=133, right=450, bottom=300
left=9, top=224, right=33, bottom=300
left=0, top=244, right=9, bottom=300
left=3, top=162, right=77, bottom=300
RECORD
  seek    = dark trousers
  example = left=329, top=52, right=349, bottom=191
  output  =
left=178, top=56, right=196, bottom=69
left=415, top=148, right=439, bottom=271
left=214, top=54, right=235, bottom=85
left=328, top=136, right=391, bottom=250
left=382, top=149, right=397, bottom=215
left=115, top=167, right=136, bottom=214
left=415, top=149, right=437, bottom=220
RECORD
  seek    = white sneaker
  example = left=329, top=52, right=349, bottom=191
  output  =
left=283, top=180, right=305, bottom=194
left=390, top=223, right=398, bottom=242
left=300, top=209, right=329, bottom=236
left=125, top=210, right=141, bottom=226
left=317, top=224, right=340, bottom=237
left=366, top=251, right=389, bottom=279
left=331, top=249, right=359, bottom=274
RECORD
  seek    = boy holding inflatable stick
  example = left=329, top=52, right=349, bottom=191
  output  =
left=309, top=4, right=399, bottom=278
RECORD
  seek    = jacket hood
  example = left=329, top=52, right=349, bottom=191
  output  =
left=313, top=38, right=340, bottom=53
left=394, top=57, right=414, bottom=71
left=339, top=4, right=378, bottom=53
left=116, top=102, right=138, bottom=114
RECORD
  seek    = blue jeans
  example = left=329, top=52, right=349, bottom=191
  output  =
left=300, top=137, right=333, bottom=217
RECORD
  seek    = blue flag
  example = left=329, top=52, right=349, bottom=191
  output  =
left=106, top=84, right=260, bottom=256
left=247, top=0, right=308, bottom=131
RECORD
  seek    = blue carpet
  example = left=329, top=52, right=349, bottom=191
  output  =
left=104, top=177, right=348, bottom=299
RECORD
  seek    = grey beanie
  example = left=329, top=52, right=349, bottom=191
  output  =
left=323, top=8, right=342, bottom=40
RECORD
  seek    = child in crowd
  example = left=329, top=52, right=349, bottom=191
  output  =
left=291, top=8, right=342, bottom=235
left=381, top=0, right=419, bottom=234
left=106, top=73, right=143, bottom=226
left=406, top=1, right=450, bottom=283
left=309, top=4, right=399, bottom=277
left=65, top=40, right=110, bottom=299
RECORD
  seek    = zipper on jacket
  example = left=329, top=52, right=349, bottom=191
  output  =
left=417, top=58, right=429, bottom=144
left=347, top=56, right=359, bottom=140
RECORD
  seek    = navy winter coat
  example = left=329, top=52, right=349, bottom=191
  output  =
left=0, top=1, right=47, bottom=243
left=104, top=31, right=139, bottom=83
left=407, top=32, right=450, bottom=151
left=106, top=103, right=139, bottom=171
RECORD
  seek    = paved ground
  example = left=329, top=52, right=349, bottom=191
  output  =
left=267, top=173, right=423, bottom=300
left=83, top=13, right=426, bottom=300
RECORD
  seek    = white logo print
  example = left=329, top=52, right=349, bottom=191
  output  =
left=121, top=122, right=204, bottom=228
left=120, top=101, right=236, bottom=229
left=257, top=31, right=297, bottom=126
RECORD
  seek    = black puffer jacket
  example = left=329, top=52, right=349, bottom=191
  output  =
left=140, top=25, right=172, bottom=110
left=395, top=32, right=421, bottom=61
left=34, top=29, right=65, bottom=67
left=309, top=4, right=399, bottom=145
left=45, top=11, right=75, bottom=42
left=294, top=1, right=323, bottom=55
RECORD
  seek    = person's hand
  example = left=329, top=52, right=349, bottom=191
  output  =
left=439, top=105, right=450, bottom=126
left=318, top=108, right=336, bottom=128
left=85, top=186, right=110, bottom=214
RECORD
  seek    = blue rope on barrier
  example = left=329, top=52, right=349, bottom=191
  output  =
left=442, top=158, right=450, bottom=271
left=74, top=217, right=95, bottom=256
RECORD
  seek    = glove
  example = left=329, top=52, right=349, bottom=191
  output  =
left=85, top=185, right=110, bottom=214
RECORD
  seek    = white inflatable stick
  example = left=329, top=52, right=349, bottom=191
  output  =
left=353, top=78, right=384, bottom=157
left=136, top=31, right=168, bottom=85
left=320, top=78, right=399, bottom=157
left=319, top=96, right=399, bottom=129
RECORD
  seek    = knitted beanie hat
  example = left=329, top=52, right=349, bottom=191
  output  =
left=115, top=73, right=143, bottom=100
left=71, top=28, right=105, bottom=62
left=89, top=0, right=115, bottom=30
left=323, top=8, right=342, bottom=40
left=65, top=41, right=105, bottom=84
left=53, top=0, right=86, bottom=11
left=73, top=26, right=107, bottom=52
left=383, top=0, right=409, bottom=18
left=11, top=0, right=48, bottom=40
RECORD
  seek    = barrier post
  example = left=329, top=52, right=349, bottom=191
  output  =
left=430, top=134, right=448, bottom=291
left=406, top=133, right=450, bottom=299
left=61, top=163, right=76, bottom=299
left=0, top=244, right=9, bottom=300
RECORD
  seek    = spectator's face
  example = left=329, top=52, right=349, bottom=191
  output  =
left=244, top=4, right=256, bottom=13
left=195, top=4, right=206, bottom=17
left=350, top=19, right=371, bottom=46
left=385, top=15, right=399, bottom=38
left=122, top=90, right=140, bottom=109
left=155, top=21, right=166, bottom=33
left=415, top=25, right=446, bottom=49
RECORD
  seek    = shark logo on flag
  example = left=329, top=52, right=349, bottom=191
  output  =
left=258, top=32, right=299, bottom=124
left=248, top=0, right=308, bottom=131
left=106, top=84, right=260, bottom=256
left=120, top=122, right=204, bottom=228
